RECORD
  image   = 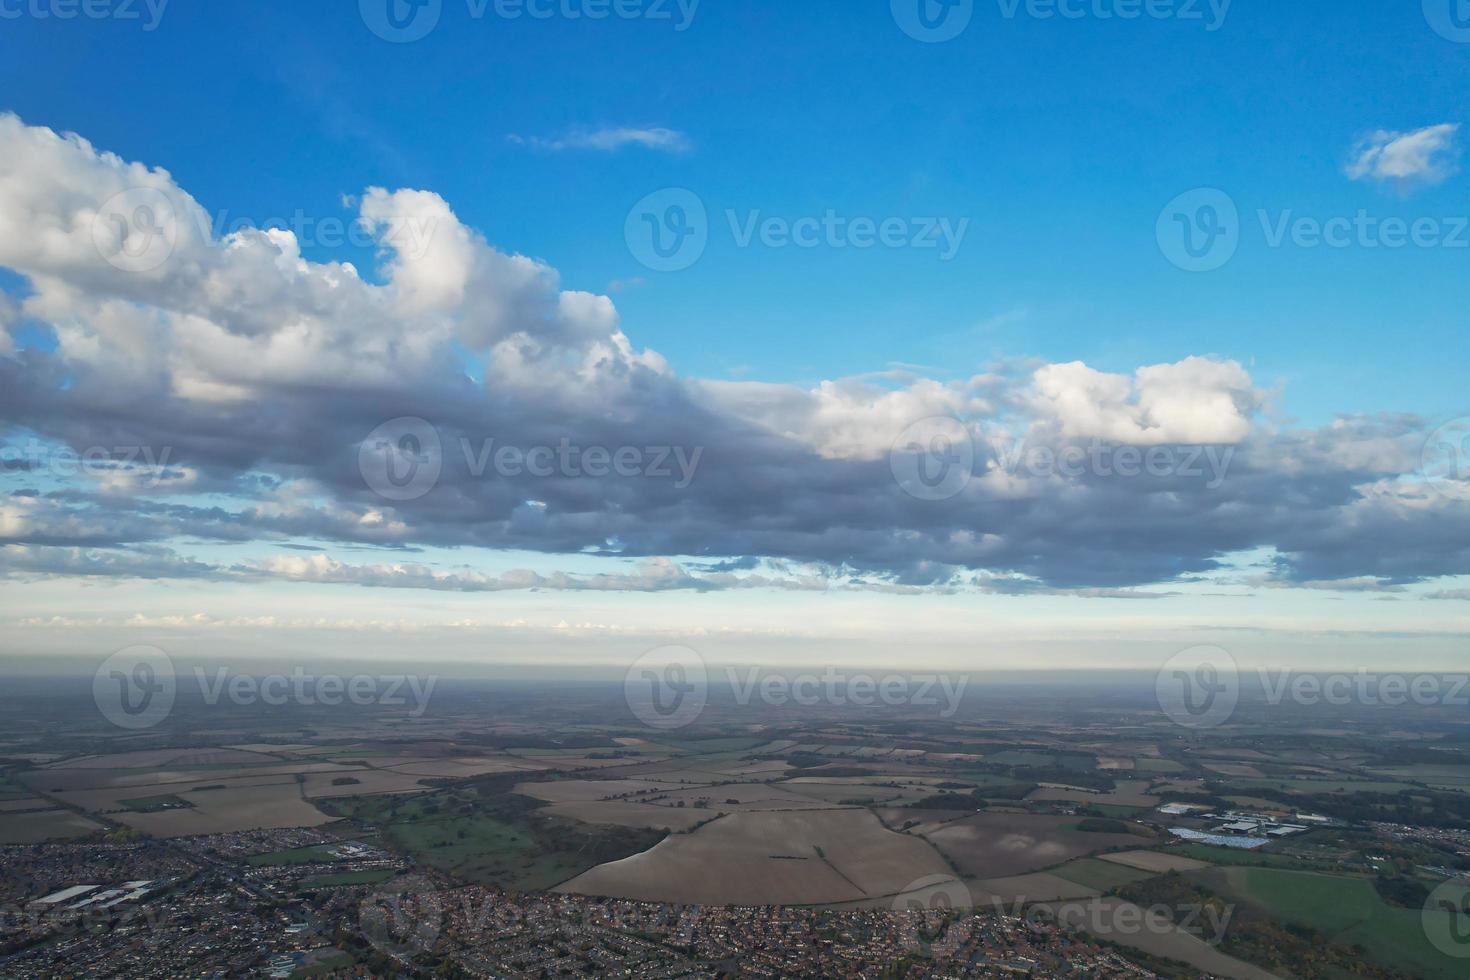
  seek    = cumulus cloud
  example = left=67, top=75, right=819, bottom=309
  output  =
left=1346, top=123, right=1461, bottom=189
left=0, top=115, right=1467, bottom=596
left=1028, top=357, right=1259, bottom=445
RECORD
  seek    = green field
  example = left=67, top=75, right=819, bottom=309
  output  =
left=1050, top=857, right=1154, bottom=892
left=1167, top=843, right=1331, bottom=870
left=1229, top=778, right=1419, bottom=795
left=117, top=794, right=192, bottom=812
left=246, top=843, right=348, bottom=866
left=298, top=869, right=398, bottom=888
left=325, top=788, right=664, bottom=891
left=1205, top=867, right=1465, bottom=980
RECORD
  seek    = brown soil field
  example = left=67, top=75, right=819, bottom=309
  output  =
left=973, top=872, right=1102, bottom=904
left=381, top=758, right=540, bottom=778
left=648, top=785, right=841, bottom=811
left=1098, top=850, right=1212, bottom=873
left=109, top=782, right=333, bottom=836
left=22, top=761, right=361, bottom=793
left=558, top=809, right=952, bottom=906
left=300, top=770, right=436, bottom=799
left=917, top=813, right=1140, bottom=878
left=1027, top=779, right=1159, bottom=808
left=54, top=771, right=318, bottom=813
left=877, top=808, right=977, bottom=836
left=1055, top=897, right=1280, bottom=980
left=47, top=747, right=281, bottom=769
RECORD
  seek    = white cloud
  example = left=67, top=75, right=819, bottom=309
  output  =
left=1029, top=357, right=1260, bottom=445
left=1346, top=123, right=1460, bottom=189
left=508, top=126, right=691, bottom=153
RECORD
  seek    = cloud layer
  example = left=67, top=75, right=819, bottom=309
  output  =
left=0, top=115, right=1466, bottom=597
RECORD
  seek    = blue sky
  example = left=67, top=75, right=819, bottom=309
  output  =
left=0, top=0, right=1467, bottom=672
left=4, top=1, right=1466, bottom=418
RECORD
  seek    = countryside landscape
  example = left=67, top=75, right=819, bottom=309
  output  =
left=3, top=672, right=1470, bottom=977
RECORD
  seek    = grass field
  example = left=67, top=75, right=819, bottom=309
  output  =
left=1168, top=844, right=1332, bottom=870
left=330, top=788, right=665, bottom=891
left=246, top=843, right=348, bottom=866
left=1205, top=867, right=1465, bottom=980
left=299, top=869, right=398, bottom=888
left=1049, top=857, right=1154, bottom=892
left=118, top=794, right=193, bottom=812
left=1228, top=778, right=1418, bottom=795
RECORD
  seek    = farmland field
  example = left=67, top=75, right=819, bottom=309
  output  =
left=913, top=812, right=1142, bottom=879
left=559, top=808, right=953, bottom=906
left=1098, top=849, right=1211, bottom=873
left=1049, top=857, right=1155, bottom=892
left=1202, top=867, right=1466, bottom=980
left=0, top=809, right=103, bottom=843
